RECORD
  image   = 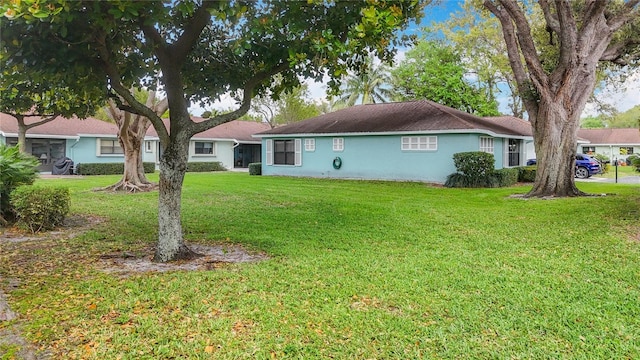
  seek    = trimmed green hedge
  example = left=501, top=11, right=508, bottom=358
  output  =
left=76, top=162, right=156, bottom=175
left=11, top=186, right=70, bottom=233
left=248, top=162, right=262, bottom=175
left=517, top=166, right=537, bottom=182
left=185, top=162, right=226, bottom=172
left=494, top=168, right=519, bottom=187
left=76, top=162, right=226, bottom=175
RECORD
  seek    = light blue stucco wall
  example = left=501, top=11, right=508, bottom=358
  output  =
left=141, top=139, right=236, bottom=169
left=262, top=133, right=511, bottom=183
left=66, top=136, right=126, bottom=165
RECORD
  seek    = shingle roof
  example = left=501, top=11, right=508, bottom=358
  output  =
left=1, top=113, right=270, bottom=141
left=0, top=113, right=119, bottom=137
left=255, top=100, right=533, bottom=138
left=577, top=128, right=640, bottom=145
left=145, top=118, right=270, bottom=142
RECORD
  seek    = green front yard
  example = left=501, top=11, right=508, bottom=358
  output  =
left=1, top=173, right=639, bottom=359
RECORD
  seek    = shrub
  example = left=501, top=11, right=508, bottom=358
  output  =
left=0, top=145, right=40, bottom=223
left=445, top=152, right=499, bottom=188
left=629, top=154, right=640, bottom=172
left=248, top=162, right=262, bottom=175
left=453, top=152, right=496, bottom=178
left=494, top=168, right=519, bottom=187
left=11, top=186, right=70, bottom=233
left=445, top=173, right=499, bottom=188
left=185, top=162, right=226, bottom=172
left=517, top=166, right=537, bottom=182
left=76, top=162, right=156, bottom=175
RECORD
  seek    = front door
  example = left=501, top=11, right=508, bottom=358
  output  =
left=508, top=139, right=521, bottom=167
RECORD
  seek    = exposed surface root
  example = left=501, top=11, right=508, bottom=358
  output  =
left=98, top=180, right=158, bottom=193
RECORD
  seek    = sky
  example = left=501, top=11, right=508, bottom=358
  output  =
left=191, top=1, right=640, bottom=118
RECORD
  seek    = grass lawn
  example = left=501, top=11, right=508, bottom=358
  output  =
left=593, top=164, right=639, bottom=179
left=1, top=172, right=639, bottom=359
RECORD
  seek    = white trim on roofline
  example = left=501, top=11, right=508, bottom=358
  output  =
left=77, top=133, right=118, bottom=138
left=581, top=142, right=640, bottom=146
left=1, top=133, right=79, bottom=140
left=191, top=137, right=235, bottom=142
left=253, top=129, right=533, bottom=140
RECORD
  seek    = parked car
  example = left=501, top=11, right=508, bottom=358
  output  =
left=525, top=154, right=601, bottom=179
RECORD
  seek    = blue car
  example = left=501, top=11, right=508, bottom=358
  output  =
left=526, top=154, right=601, bottom=179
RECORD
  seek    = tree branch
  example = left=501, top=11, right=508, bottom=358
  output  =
left=189, top=63, right=290, bottom=135
left=538, top=0, right=560, bottom=34
left=608, top=0, right=640, bottom=31
left=94, top=30, right=169, bottom=144
left=483, top=0, right=541, bottom=118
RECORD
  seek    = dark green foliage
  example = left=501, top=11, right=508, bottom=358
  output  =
left=11, top=186, right=70, bottom=233
left=445, top=172, right=500, bottom=188
left=453, top=152, right=496, bottom=178
left=517, top=166, right=537, bottom=182
left=446, top=152, right=520, bottom=188
left=494, top=168, right=519, bottom=187
left=628, top=154, right=640, bottom=172
left=76, top=162, right=156, bottom=176
left=185, top=162, right=226, bottom=172
left=248, top=162, right=262, bottom=176
left=0, top=144, right=39, bottom=223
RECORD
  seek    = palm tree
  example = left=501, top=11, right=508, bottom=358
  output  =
left=338, top=56, right=392, bottom=106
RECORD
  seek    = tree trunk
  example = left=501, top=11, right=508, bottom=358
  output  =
left=104, top=134, right=154, bottom=192
left=153, top=135, right=201, bottom=262
left=17, top=121, right=27, bottom=154
left=527, top=99, right=584, bottom=197
left=103, top=124, right=155, bottom=192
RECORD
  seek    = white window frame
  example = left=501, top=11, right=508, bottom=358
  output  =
left=97, top=138, right=123, bottom=156
left=193, top=141, right=215, bottom=156
left=304, top=138, right=315, bottom=152
left=145, top=141, right=153, bottom=153
left=268, top=138, right=302, bottom=166
left=333, top=138, right=344, bottom=152
left=266, top=139, right=273, bottom=165
left=479, top=137, right=494, bottom=154
left=401, top=136, right=437, bottom=151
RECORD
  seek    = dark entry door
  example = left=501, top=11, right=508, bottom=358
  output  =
left=508, top=139, right=520, bottom=167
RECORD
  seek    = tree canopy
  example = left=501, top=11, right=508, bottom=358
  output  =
left=391, top=39, right=500, bottom=116
left=2, top=0, right=427, bottom=261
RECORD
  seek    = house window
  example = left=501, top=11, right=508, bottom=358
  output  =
left=620, top=147, right=634, bottom=155
left=304, top=138, right=315, bottom=152
left=479, top=137, right=494, bottom=153
left=194, top=141, right=214, bottom=155
left=145, top=141, right=153, bottom=153
left=333, top=138, right=344, bottom=152
left=274, top=139, right=296, bottom=165
left=99, top=139, right=123, bottom=155
left=582, top=146, right=596, bottom=154
left=401, top=136, right=437, bottom=151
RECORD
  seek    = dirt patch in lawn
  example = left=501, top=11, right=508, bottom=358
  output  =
left=97, top=244, right=269, bottom=276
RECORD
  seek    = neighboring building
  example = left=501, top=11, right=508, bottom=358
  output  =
left=254, top=100, right=535, bottom=183
left=577, top=128, right=640, bottom=161
left=0, top=113, right=270, bottom=172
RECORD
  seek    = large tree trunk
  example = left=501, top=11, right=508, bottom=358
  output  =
left=527, top=99, right=584, bottom=197
left=103, top=118, right=155, bottom=192
left=153, top=133, right=201, bottom=262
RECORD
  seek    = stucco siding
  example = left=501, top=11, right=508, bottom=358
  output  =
left=262, top=133, right=507, bottom=183
left=67, top=137, right=124, bottom=165
left=188, top=140, right=235, bottom=170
